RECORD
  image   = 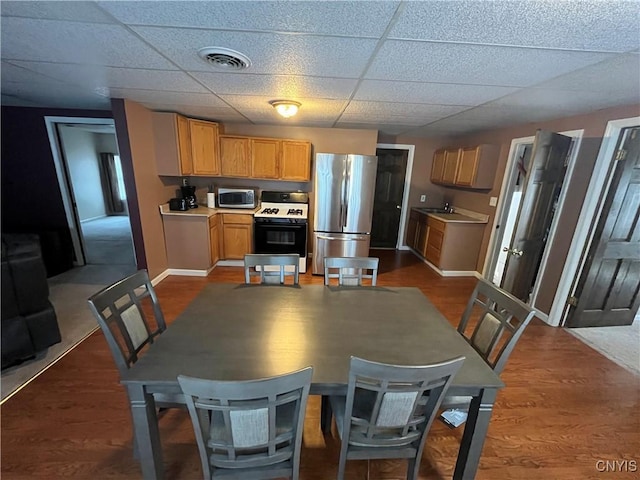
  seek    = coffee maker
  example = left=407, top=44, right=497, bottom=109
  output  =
left=180, top=184, right=198, bottom=209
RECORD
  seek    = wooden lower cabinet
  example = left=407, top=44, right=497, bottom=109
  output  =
left=407, top=210, right=485, bottom=272
left=209, top=215, right=220, bottom=265
left=407, top=210, right=429, bottom=257
left=427, top=218, right=484, bottom=271
left=163, top=215, right=212, bottom=271
left=220, top=214, right=253, bottom=260
left=425, top=218, right=445, bottom=266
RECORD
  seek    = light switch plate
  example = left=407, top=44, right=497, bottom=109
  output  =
left=420, top=195, right=426, bottom=202
left=489, top=196, right=498, bottom=207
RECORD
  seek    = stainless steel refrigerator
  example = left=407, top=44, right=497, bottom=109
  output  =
left=312, top=153, right=378, bottom=274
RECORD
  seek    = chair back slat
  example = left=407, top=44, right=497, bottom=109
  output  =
left=87, top=270, right=166, bottom=376
left=244, top=254, right=300, bottom=285
left=178, top=367, right=312, bottom=480
left=331, top=356, right=464, bottom=479
left=324, top=256, right=379, bottom=286
left=458, top=278, right=536, bottom=374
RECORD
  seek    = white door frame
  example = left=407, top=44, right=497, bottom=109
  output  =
left=482, top=129, right=584, bottom=322
left=551, top=116, right=640, bottom=327
left=44, top=116, right=116, bottom=266
left=376, top=143, right=415, bottom=249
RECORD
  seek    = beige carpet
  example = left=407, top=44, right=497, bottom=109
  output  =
left=567, top=316, right=640, bottom=376
left=1, top=283, right=103, bottom=401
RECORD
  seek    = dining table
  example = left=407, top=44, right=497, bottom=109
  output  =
left=120, top=283, right=504, bottom=480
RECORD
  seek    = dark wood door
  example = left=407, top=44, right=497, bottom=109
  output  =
left=501, top=130, right=572, bottom=302
left=565, top=127, right=640, bottom=327
left=371, top=149, right=408, bottom=248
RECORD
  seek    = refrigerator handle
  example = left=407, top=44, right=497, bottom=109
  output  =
left=317, top=235, right=369, bottom=241
left=343, top=157, right=350, bottom=228
left=341, top=159, right=348, bottom=228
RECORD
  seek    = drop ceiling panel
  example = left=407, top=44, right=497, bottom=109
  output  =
left=1, top=80, right=110, bottom=109
left=1, top=18, right=176, bottom=69
left=335, top=122, right=415, bottom=135
left=8, top=61, right=208, bottom=93
left=367, top=40, right=615, bottom=86
left=192, top=72, right=358, bottom=99
left=342, top=101, right=468, bottom=118
left=338, top=114, right=430, bottom=128
left=533, top=54, right=640, bottom=94
left=130, top=27, right=378, bottom=77
left=1, top=93, right=42, bottom=107
left=219, top=95, right=346, bottom=122
left=354, top=80, right=520, bottom=106
left=488, top=88, right=639, bottom=112
left=390, top=0, right=640, bottom=52
left=425, top=105, right=566, bottom=131
left=99, top=0, right=399, bottom=37
left=108, top=89, right=228, bottom=107
left=142, top=105, right=247, bottom=123
left=1, top=1, right=638, bottom=137
left=1, top=61, right=59, bottom=84
left=1, top=0, right=115, bottom=23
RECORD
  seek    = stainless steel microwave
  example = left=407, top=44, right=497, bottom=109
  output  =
left=217, top=188, right=257, bottom=209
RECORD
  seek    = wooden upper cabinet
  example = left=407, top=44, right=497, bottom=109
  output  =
left=431, top=144, right=498, bottom=189
left=153, top=112, right=193, bottom=176
left=152, top=113, right=312, bottom=181
left=189, top=119, right=220, bottom=176
left=442, top=148, right=460, bottom=184
left=280, top=140, right=311, bottom=181
left=431, top=149, right=446, bottom=184
left=455, top=144, right=499, bottom=189
left=251, top=138, right=280, bottom=179
left=176, top=115, right=193, bottom=175
left=220, top=135, right=251, bottom=177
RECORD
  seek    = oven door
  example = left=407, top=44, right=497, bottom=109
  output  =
left=254, top=222, right=307, bottom=257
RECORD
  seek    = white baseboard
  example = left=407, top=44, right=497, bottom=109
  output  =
left=166, top=268, right=212, bottom=277
left=80, top=214, right=107, bottom=223
left=216, top=260, right=244, bottom=267
left=151, top=269, right=171, bottom=286
left=409, top=250, right=479, bottom=278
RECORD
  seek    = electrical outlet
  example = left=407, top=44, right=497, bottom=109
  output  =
left=420, top=195, right=426, bottom=202
left=489, top=196, right=498, bottom=207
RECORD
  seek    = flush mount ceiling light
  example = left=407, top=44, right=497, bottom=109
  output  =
left=270, top=100, right=301, bottom=118
left=197, top=47, right=251, bottom=70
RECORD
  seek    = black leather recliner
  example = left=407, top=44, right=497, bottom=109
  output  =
left=1, top=234, right=61, bottom=369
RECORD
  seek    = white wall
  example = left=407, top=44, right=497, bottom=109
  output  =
left=58, top=126, right=106, bottom=221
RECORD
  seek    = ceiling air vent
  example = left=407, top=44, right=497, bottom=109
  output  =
left=197, top=47, right=251, bottom=70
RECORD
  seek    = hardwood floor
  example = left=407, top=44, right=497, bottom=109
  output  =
left=2, top=250, right=638, bottom=479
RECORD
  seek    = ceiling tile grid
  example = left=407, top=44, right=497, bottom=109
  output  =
left=0, top=0, right=638, bottom=137
left=389, top=0, right=640, bottom=52
left=98, top=0, right=400, bottom=37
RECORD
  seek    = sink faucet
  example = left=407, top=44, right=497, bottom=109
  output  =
left=444, top=202, right=454, bottom=213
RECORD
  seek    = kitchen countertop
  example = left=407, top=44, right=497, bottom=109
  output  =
left=412, top=207, right=489, bottom=224
left=159, top=204, right=260, bottom=217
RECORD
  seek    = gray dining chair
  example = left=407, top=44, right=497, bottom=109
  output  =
left=329, top=355, right=465, bottom=480
left=87, top=269, right=183, bottom=406
left=440, top=278, right=536, bottom=424
left=244, top=254, right=300, bottom=285
left=178, top=366, right=313, bottom=480
left=323, top=256, right=379, bottom=286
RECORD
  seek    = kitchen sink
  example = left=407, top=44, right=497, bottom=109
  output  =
left=415, top=207, right=448, bottom=213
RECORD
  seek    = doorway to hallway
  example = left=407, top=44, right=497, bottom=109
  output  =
left=44, top=117, right=136, bottom=269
